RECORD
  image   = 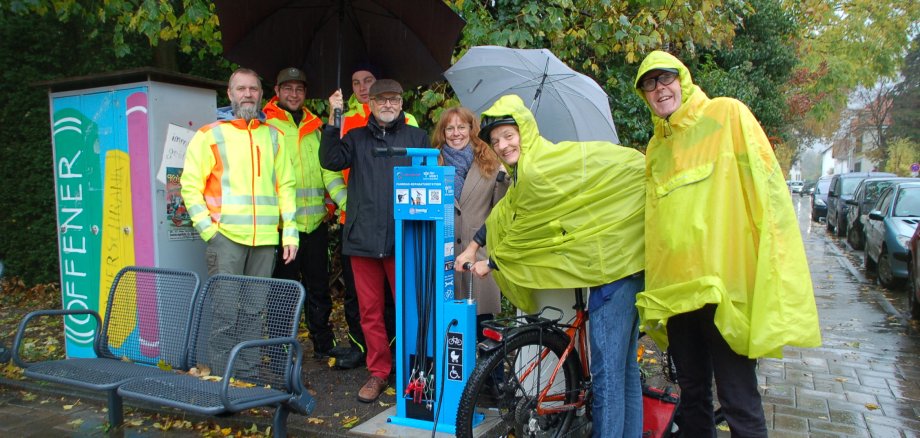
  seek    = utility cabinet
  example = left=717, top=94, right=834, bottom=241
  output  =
left=42, top=68, right=224, bottom=358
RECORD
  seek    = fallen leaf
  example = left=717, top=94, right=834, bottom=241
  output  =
left=384, top=387, right=396, bottom=396
left=67, top=419, right=84, bottom=427
left=22, top=392, right=37, bottom=401
left=342, top=415, right=360, bottom=428
left=126, top=419, right=144, bottom=427
left=835, top=377, right=848, bottom=382
left=202, top=375, right=222, bottom=382
left=378, top=401, right=391, bottom=407
left=716, top=422, right=730, bottom=431
left=221, top=427, right=232, bottom=436
left=156, top=359, right=172, bottom=371
left=307, top=417, right=325, bottom=424
left=63, top=404, right=75, bottom=410
left=328, top=357, right=336, bottom=368
left=865, top=403, right=880, bottom=410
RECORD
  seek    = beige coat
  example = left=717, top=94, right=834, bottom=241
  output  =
left=454, top=164, right=510, bottom=315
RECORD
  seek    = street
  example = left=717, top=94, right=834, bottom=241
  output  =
left=1, top=194, right=919, bottom=437
left=755, top=195, right=920, bottom=437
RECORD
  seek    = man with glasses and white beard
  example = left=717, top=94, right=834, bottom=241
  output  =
left=320, top=79, right=429, bottom=403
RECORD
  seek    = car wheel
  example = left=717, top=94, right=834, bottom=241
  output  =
left=908, top=260, right=920, bottom=320
left=877, top=247, right=901, bottom=288
left=847, top=226, right=864, bottom=250
left=836, top=218, right=847, bottom=237
left=865, top=250, right=877, bottom=275
left=811, top=209, right=818, bottom=222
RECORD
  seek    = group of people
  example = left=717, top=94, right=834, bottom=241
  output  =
left=180, top=49, right=822, bottom=437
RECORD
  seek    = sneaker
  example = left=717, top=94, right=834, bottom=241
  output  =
left=357, top=376, right=388, bottom=403
left=333, top=348, right=366, bottom=370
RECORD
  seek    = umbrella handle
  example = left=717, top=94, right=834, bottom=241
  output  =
left=333, top=108, right=342, bottom=128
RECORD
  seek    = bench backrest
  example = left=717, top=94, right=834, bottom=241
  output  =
left=97, top=266, right=200, bottom=369
left=186, top=275, right=305, bottom=391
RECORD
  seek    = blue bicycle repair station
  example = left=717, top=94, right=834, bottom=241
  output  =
left=387, top=147, right=479, bottom=433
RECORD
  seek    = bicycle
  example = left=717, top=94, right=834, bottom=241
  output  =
left=455, top=287, right=591, bottom=438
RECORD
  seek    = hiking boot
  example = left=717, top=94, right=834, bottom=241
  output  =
left=357, top=376, right=388, bottom=403
left=328, top=344, right=354, bottom=358
left=333, top=348, right=365, bottom=370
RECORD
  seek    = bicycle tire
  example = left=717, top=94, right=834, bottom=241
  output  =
left=455, top=329, right=583, bottom=438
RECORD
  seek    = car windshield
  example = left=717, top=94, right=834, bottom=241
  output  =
left=865, top=181, right=895, bottom=203
left=816, top=179, right=832, bottom=194
left=893, top=188, right=920, bottom=217
left=841, top=177, right=864, bottom=196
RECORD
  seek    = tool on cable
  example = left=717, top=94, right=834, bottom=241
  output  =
left=379, top=147, right=477, bottom=434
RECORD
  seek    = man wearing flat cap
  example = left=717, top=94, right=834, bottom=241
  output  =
left=320, top=78, right=430, bottom=403
left=264, top=67, right=347, bottom=359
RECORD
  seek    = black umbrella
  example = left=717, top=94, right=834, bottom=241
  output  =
left=215, top=0, right=465, bottom=99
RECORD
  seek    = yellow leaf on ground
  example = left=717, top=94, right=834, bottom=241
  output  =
left=384, top=387, right=396, bottom=396
left=865, top=403, right=880, bottom=410
left=307, top=417, right=324, bottom=424
left=221, top=427, right=233, bottom=435
left=328, top=357, right=336, bottom=368
left=63, top=404, right=75, bottom=410
left=202, top=375, right=222, bottom=382
left=126, top=419, right=144, bottom=427
left=67, top=419, right=84, bottom=427
left=156, top=359, right=172, bottom=371
left=342, top=415, right=360, bottom=428
left=717, top=423, right=730, bottom=431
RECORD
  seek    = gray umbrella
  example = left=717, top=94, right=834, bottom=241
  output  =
left=444, top=45, right=619, bottom=144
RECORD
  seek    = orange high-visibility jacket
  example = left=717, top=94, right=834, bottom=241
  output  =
left=264, top=97, right=347, bottom=233
left=181, top=115, right=298, bottom=247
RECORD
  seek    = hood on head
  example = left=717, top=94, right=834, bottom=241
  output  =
left=480, top=94, right=542, bottom=160
left=634, top=50, right=695, bottom=118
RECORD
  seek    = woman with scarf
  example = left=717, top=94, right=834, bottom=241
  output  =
left=433, top=107, right=510, bottom=326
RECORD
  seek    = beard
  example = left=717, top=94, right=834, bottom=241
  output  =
left=374, top=110, right=399, bottom=126
left=232, top=101, right=261, bottom=122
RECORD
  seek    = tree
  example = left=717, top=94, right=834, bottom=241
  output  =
left=890, top=36, right=920, bottom=143
left=883, top=137, right=920, bottom=176
left=783, top=0, right=920, bottom=136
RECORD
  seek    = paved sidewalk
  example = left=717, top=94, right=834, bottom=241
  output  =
left=1, top=197, right=919, bottom=437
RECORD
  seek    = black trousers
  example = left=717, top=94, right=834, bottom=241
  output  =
left=274, top=226, right=335, bottom=353
left=667, top=304, right=768, bottom=438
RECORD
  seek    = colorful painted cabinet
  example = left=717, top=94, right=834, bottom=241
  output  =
left=44, top=69, right=222, bottom=358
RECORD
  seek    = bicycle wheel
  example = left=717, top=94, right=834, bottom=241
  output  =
left=455, top=329, right=583, bottom=438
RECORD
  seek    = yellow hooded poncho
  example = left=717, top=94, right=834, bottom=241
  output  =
left=482, top=95, right=645, bottom=313
left=634, top=51, right=821, bottom=358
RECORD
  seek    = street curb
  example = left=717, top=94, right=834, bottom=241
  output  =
left=0, top=375, right=343, bottom=437
left=825, top=239, right=910, bottom=327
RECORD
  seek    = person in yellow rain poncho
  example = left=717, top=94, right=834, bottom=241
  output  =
left=455, top=94, right=646, bottom=437
left=634, top=50, right=821, bottom=438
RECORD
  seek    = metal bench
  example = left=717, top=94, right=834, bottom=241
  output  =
left=12, top=266, right=201, bottom=427
left=116, top=274, right=315, bottom=437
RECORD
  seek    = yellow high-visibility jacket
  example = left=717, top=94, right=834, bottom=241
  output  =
left=181, top=113, right=298, bottom=248
left=634, top=50, right=821, bottom=358
left=264, top=97, right=347, bottom=233
left=482, top=95, right=646, bottom=313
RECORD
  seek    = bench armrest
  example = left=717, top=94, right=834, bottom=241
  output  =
left=12, top=309, right=101, bottom=368
left=220, top=337, right=304, bottom=411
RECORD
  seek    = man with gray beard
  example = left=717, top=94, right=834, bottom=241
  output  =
left=182, top=67, right=298, bottom=278
left=181, top=67, right=299, bottom=379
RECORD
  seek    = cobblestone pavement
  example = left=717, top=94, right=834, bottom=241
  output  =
left=1, top=195, right=919, bottom=437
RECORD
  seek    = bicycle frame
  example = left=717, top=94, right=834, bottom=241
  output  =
left=485, top=288, right=591, bottom=416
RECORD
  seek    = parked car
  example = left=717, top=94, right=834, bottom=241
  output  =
left=810, top=175, right=834, bottom=222
left=845, top=177, right=918, bottom=250
left=826, top=172, right=896, bottom=236
left=906, top=223, right=920, bottom=319
left=864, top=182, right=920, bottom=288
left=787, top=180, right=805, bottom=195
left=803, top=180, right=817, bottom=196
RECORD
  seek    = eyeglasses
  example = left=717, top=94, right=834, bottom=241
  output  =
left=638, top=72, right=678, bottom=92
left=280, top=85, right=306, bottom=95
left=372, top=96, right=402, bottom=105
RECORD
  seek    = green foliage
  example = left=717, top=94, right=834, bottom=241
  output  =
left=890, top=36, right=920, bottom=144
left=883, top=138, right=920, bottom=176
